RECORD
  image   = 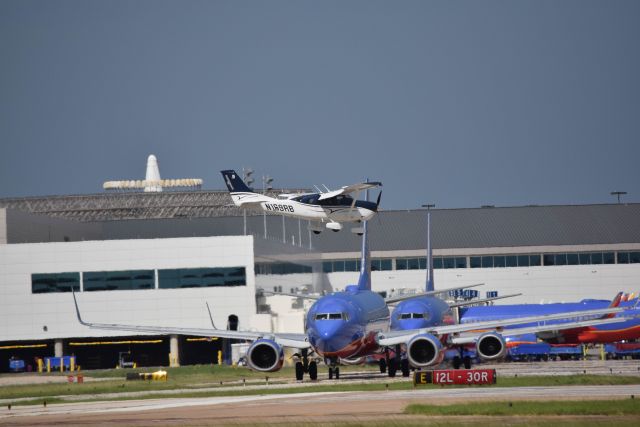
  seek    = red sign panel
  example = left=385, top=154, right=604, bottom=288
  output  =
left=414, top=369, right=496, bottom=386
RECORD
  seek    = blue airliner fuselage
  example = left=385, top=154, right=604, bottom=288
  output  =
left=307, top=286, right=389, bottom=359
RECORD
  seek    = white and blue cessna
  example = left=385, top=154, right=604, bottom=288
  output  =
left=221, top=170, right=382, bottom=233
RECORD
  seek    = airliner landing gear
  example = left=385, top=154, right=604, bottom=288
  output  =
left=327, top=358, right=340, bottom=380
left=312, top=230, right=321, bottom=235
left=294, top=349, right=318, bottom=381
left=385, top=348, right=397, bottom=377
left=378, top=358, right=387, bottom=373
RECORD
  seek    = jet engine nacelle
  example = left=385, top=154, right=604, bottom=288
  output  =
left=407, top=333, right=444, bottom=368
left=475, top=332, right=507, bottom=361
left=246, top=339, right=284, bottom=372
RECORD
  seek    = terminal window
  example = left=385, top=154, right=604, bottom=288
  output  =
left=84, top=270, right=154, bottom=292
left=32, top=272, right=80, bottom=294
left=158, top=267, right=246, bottom=289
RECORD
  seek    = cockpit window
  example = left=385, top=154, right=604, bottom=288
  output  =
left=399, top=312, right=426, bottom=320
left=315, top=312, right=347, bottom=320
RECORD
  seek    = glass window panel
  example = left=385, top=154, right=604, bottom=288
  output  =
left=32, top=272, right=80, bottom=294
left=506, top=256, right=517, bottom=267
left=333, top=261, right=345, bottom=272
left=470, top=257, right=481, bottom=268
left=371, top=260, right=381, bottom=271
left=567, top=254, right=579, bottom=265
left=555, top=254, right=567, bottom=266
left=159, top=267, right=245, bottom=288
left=455, top=257, right=467, bottom=268
left=591, top=252, right=603, bottom=264
left=344, top=260, right=357, bottom=272
left=579, top=253, right=591, bottom=265
left=481, top=256, right=493, bottom=268
left=441, top=257, right=453, bottom=269
left=407, top=258, right=421, bottom=270
left=630, top=252, right=640, bottom=263
left=433, top=257, right=444, bottom=269
left=493, top=256, right=506, bottom=268
left=617, top=252, right=629, bottom=264
left=530, top=255, right=541, bottom=266
left=419, top=257, right=427, bottom=269
left=603, top=252, right=615, bottom=264
left=380, top=259, right=392, bottom=271
left=322, top=262, right=333, bottom=273
left=517, top=255, right=529, bottom=267
left=543, top=254, right=555, bottom=266
left=396, top=259, right=408, bottom=270
left=356, top=260, right=361, bottom=271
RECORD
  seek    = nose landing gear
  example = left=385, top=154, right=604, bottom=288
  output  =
left=294, top=349, right=318, bottom=381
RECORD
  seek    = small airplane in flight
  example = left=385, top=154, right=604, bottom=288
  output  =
left=220, top=170, right=382, bottom=233
left=72, top=219, right=627, bottom=381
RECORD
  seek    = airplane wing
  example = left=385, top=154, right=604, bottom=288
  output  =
left=449, top=316, right=623, bottom=345
left=376, top=306, right=627, bottom=346
left=384, top=283, right=485, bottom=304
left=448, top=293, right=523, bottom=308
left=72, top=292, right=310, bottom=349
left=260, top=289, right=321, bottom=300
left=318, top=182, right=382, bottom=201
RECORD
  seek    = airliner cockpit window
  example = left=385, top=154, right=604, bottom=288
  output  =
left=315, top=313, right=328, bottom=320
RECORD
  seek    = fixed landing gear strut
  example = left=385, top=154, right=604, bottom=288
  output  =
left=294, top=349, right=318, bottom=381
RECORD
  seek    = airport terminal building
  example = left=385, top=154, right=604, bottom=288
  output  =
left=1, top=191, right=639, bottom=371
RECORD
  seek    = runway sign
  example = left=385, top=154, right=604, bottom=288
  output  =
left=414, top=369, right=496, bottom=386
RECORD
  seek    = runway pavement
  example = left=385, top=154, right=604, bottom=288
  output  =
left=2, top=384, right=640, bottom=426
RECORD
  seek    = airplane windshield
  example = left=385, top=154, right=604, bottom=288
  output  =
left=315, top=313, right=347, bottom=320
left=399, top=313, right=425, bottom=319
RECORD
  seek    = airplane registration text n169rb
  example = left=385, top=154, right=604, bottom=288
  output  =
left=413, top=369, right=497, bottom=386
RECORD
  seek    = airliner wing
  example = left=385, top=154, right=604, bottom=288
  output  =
left=318, top=182, right=382, bottom=200
left=384, top=284, right=485, bottom=304
left=448, top=293, right=522, bottom=308
left=376, top=306, right=627, bottom=346
left=449, top=316, right=623, bottom=345
left=260, top=289, right=321, bottom=300
left=72, top=292, right=310, bottom=349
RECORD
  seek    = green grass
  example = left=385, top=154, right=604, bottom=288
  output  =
left=2, top=364, right=640, bottom=405
left=405, top=399, right=640, bottom=416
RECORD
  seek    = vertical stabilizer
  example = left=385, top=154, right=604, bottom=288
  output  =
left=144, top=154, right=162, bottom=192
left=356, top=185, right=371, bottom=291
left=426, top=209, right=434, bottom=292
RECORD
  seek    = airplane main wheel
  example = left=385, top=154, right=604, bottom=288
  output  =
left=334, top=367, right=340, bottom=379
left=401, top=359, right=410, bottom=377
left=332, top=229, right=339, bottom=232
left=295, top=362, right=304, bottom=381
left=463, top=356, right=472, bottom=369
left=308, top=361, right=318, bottom=381
left=328, top=367, right=333, bottom=379
left=313, top=230, right=321, bottom=235
left=452, top=356, right=462, bottom=369
left=379, top=358, right=387, bottom=373
left=388, top=359, right=397, bottom=377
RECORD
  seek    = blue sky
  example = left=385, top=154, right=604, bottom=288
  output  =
left=1, top=0, right=638, bottom=209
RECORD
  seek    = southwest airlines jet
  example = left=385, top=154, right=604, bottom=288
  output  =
left=73, top=222, right=625, bottom=380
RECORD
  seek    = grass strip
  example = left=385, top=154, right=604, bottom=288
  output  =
left=405, top=399, right=640, bottom=416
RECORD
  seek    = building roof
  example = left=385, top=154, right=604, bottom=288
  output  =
left=3, top=199, right=640, bottom=252
left=312, top=203, right=640, bottom=253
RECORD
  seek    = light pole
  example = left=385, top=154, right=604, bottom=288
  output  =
left=263, top=175, right=273, bottom=239
left=242, top=168, right=254, bottom=235
left=422, top=204, right=435, bottom=292
left=610, top=191, right=627, bottom=204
